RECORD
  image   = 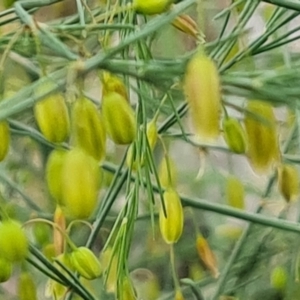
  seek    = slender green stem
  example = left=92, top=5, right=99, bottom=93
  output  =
left=0, top=170, right=42, bottom=212
left=262, top=0, right=300, bottom=11
left=102, top=161, right=300, bottom=234
left=181, top=278, right=205, bottom=300
left=86, top=165, right=128, bottom=248
left=29, top=245, right=95, bottom=300
left=170, top=244, right=180, bottom=289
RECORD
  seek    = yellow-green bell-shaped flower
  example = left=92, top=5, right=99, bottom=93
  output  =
left=0, top=257, right=12, bottom=283
left=70, top=247, right=102, bottom=280
left=159, top=188, right=183, bottom=244
left=184, top=52, right=221, bottom=142
left=133, top=0, right=174, bottom=15
left=34, top=79, right=70, bottom=143
left=223, top=117, right=247, bottom=154
left=71, top=97, right=106, bottom=161
left=46, top=149, right=68, bottom=204
left=102, top=92, right=136, bottom=145
left=61, top=148, right=101, bottom=219
left=18, top=272, right=37, bottom=300
left=0, top=220, right=28, bottom=262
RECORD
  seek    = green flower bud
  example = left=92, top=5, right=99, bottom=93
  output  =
left=223, top=117, right=247, bottom=154
left=133, top=0, right=174, bottom=15
left=102, top=72, right=128, bottom=102
left=0, top=257, right=12, bottom=283
left=159, top=188, right=184, bottom=244
left=225, top=175, right=245, bottom=209
left=0, top=220, right=28, bottom=262
left=71, top=97, right=106, bottom=161
left=62, top=149, right=100, bottom=219
left=277, top=164, right=299, bottom=202
left=102, top=92, right=136, bottom=145
left=18, top=272, right=37, bottom=300
left=244, top=100, right=279, bottom=173
left=184, top=51, right=221, bottom=142
left=46, top=149, right=68, bottom=204
left=34, top=79, right=70, bottom=143
left=270, top=266, right=288, bottom=291
left=70, top=247, right=102, bottom=280
left=174, top=289, right=185, bottom=300
left=146, top=120, right=158, bottom=151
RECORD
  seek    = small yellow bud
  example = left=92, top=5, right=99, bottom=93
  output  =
left=102, top=92, right=136, bottom=145
left=0, top=220, right=28, bottom=262
left=277, top=164, right=299, bottom=202
left=133, top=0, right=174, bottom=15
left=159, top=189, right=184, bottom=244
left=184, top=51, right=221, bottom=142
left=270, top=266, right=288, bottom=291
left=71, top=247, right=102, bottom=280
left=71, top=97, right=106, bottom=161
left=34, top=79, right=70, bottom=143
left=18, top=272, right=37, bottom=300
left=46, top=149, right=68, bottom=204
left=62, top=149, right=100, bottom=219
left=223, top=117, right=247, bottom=154
left=146, top=120, right=158, bottom=150
left=0, top=257, right=12, bottom=283
left=174, top=289, right=185, bottom=300
left=225, top=175, right=245, bottom=209
left=102, top=72, right=128, bottom=101
left=244, top=100, right=279, bottom=173
left=0, top=121, right=10, bottom=161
